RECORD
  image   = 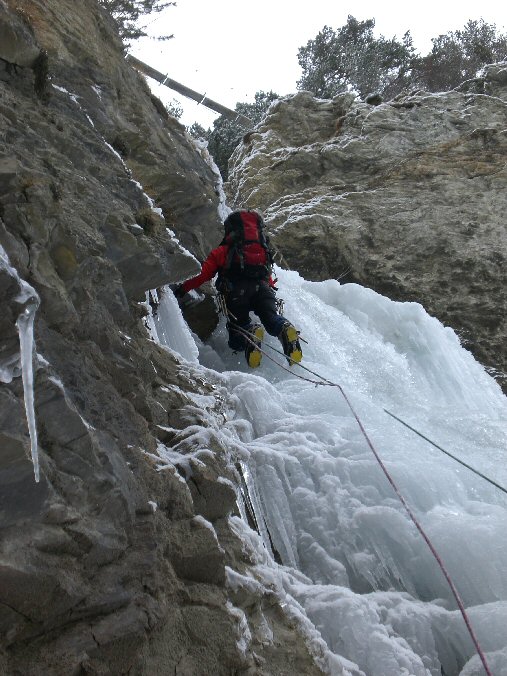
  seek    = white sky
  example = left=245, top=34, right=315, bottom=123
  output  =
left=129, top=0, right=507, bottom=128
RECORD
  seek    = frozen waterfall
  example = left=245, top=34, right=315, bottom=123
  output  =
left=152, top=268, right=507, bottom=676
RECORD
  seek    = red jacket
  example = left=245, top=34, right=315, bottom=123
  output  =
left=181, top=243, right=275, bottom=293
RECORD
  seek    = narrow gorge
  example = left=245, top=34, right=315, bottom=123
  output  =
left=1, top=1, right=506, bottom=675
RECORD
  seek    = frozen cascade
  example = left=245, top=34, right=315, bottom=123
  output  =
left=144, top=287, right=199, bottom=363
left=154, top=267, right=507, bottom=675
left=1, top=245, right=41, bottom=482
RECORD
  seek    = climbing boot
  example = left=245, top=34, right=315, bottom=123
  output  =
left=279, top=322, right=302, bottom=365
left=245, top=324, right=264, bottom=368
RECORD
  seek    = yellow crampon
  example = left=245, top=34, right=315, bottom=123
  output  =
left=285, top=325, right=303, bottom=365
left=246, top=325, right=265, bottom=368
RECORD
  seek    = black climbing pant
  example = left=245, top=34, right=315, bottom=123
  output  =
left=224, top=279, right=286, bottom=351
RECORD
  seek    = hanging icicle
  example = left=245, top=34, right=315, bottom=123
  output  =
left=16, top=299, right=40, bottom=482
left=1, top=245, right=41, bottom=482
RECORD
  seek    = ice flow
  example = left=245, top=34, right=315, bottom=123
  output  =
left=155, top=268, right=507, bottom=676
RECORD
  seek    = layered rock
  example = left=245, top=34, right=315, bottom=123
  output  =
left=0, top=1, right=324, bottom=674
left=227, top=65, right=507, bottom=391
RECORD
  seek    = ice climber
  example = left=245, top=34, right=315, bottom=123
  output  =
left=172, top=209, right=303, bottom=368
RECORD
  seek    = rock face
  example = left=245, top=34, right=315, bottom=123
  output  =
left=227, top=66, right=507, bottom=391
left=0, top=1, right=324, bottom=674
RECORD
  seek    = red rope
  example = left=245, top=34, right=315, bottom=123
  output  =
left=233, top=324, right=492, bottom=675
left=337, top=385, right=492, bottom=676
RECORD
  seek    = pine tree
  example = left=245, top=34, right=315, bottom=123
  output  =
left=99, top=0, right=176, bottom=43
left=297, top=16, right=507, bottom=101
left=413, top=20, right=507, bottom=91
left=297, top=16, right=415, bottom=100
left=190, top=91, right=280, bottom=180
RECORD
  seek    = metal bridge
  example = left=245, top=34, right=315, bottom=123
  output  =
left=126, top=55, right=253, bottom=128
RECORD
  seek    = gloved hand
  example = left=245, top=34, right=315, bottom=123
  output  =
left=170, top=284, right=186, bottom=299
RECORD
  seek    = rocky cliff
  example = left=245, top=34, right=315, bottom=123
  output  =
left=0, top=1, right=325, bottom=674
left=227, top=69, right=507, bottom=392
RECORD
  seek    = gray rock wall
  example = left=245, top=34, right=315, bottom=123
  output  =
left=227, top=68, right=507, bottom=391
left=0, top=1, right=324, bottom=674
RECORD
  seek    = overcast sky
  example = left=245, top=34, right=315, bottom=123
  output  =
left=129, top=0, right=507, bottom=128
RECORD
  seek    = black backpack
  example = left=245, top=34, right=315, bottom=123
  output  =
left=221, top=210, right=274, bottom=280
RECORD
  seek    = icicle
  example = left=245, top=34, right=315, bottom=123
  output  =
left=16, top=299, right=40, bottom=482
left=1, top=244, right=41, bottom=482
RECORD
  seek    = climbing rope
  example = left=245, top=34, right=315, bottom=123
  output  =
left=232, top=320, right=506, bottom=495
left=226, top=318, right=493, bottom=675
left=384, top=409, right=507, bottom=496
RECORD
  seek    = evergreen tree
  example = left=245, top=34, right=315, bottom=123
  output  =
left=297, top=16, right=415, bottom=100
left=98, top=0, right=176, bottom=43
left=297, top=17, right=507, bottom=101
left=413, top=20, right=507, bottom=91
left=165, top=98, right=183, bottom=119
left=187, top=122, right=207, bottom=140
left=197, top=91, right=280, bottom=180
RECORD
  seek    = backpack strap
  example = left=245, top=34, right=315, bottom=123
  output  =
left=255, top=213, right=275, bottom=266
left=223, top=211, right=246, bottom=272
left=225, top=240, right=244, bottom=271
